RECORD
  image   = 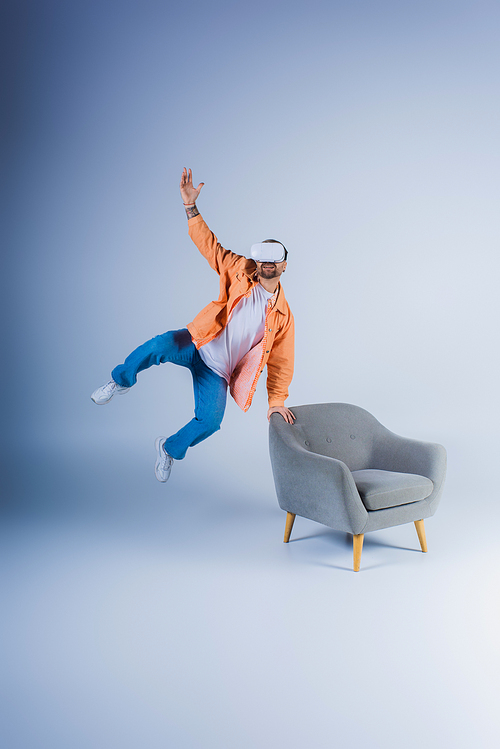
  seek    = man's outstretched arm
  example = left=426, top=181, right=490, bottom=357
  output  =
left=180, top=167, right=246, bottom=274
left=180, top=167, right=203, bottom=219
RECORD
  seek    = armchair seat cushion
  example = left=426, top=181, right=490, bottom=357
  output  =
left=351, top=469, right=434, bottom=511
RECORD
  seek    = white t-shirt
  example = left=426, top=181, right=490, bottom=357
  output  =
left=199, top=283, right=274, bottom=383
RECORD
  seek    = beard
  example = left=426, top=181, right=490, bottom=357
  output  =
left=258, top=264, right=279, bottom=279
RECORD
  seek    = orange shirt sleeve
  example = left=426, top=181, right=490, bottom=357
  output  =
left=266, top=312, right=295, bottom=407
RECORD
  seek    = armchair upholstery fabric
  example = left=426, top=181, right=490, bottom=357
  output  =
left=351, top=469, right=434, bottom=510
left=269, top=403, right=446, bottom=566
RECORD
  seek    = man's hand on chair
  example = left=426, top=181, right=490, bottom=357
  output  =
left=268, top=406, right=296, bottom=424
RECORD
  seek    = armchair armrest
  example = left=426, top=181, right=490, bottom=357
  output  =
left=372, top=429, right=447, bottom=499
left=269, top=416, right=368, bottom=535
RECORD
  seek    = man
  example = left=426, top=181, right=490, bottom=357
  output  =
left=91, top=168, right=295, bottom=482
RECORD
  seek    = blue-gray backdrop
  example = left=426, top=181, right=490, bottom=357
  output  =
left=2, top=1, right=499, bottom=747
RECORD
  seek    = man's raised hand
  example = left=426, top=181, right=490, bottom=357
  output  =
left=180, top=167, right=204, bottom=205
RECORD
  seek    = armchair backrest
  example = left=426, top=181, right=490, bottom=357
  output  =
left=272, top=403, right=385, bottom=471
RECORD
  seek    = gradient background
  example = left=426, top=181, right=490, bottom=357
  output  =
left=2, top=1, right=499, bottom=747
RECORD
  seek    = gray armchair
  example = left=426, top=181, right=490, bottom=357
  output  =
left=269, top=403, right=447, bottom=571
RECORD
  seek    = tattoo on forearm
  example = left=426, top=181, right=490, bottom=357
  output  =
left=185, top=204, right=199, bottom=219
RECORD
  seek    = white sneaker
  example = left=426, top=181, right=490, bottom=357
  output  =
left=155, top=437, right=174, bottom=483
left=91, top=380, right=130, bottom=405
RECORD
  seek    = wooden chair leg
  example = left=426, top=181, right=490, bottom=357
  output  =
left=353, top=533, right=364, bottom=572
left=284, top=512, right=296, bottom=543
left=414, top=519, right=428, bottom=552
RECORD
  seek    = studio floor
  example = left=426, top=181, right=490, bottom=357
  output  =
left=1, top=442, right=498, bottom=749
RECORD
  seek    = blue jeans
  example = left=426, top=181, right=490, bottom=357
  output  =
left=111, top=329, right=227, bottom=460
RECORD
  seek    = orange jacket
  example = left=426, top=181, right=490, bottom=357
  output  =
left=186, top=214, right=294, bottom=411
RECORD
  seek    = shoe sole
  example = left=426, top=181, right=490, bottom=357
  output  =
left=91, top=387, right=130, bottom=405
left=91, top=394, right=113, bottom=405
left=155, top=436, right=172, bottom=483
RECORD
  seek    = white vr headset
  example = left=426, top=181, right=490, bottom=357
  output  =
left=250, top=242, right=286, bottom=263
